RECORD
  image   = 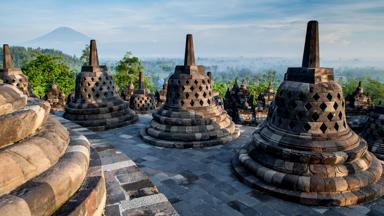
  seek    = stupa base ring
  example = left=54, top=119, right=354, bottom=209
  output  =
left=232, top=150, right=384, bottom=206
left=140, top=127, right=240, bottom=148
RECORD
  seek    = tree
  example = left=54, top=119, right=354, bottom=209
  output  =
left=213, top=82, right=228, bottom=98
left=113, top=52, right=153, bottom=93
left=80, top=44, right=90, bottom=65
left=342, top=78, right=384, bottom=105
left=22, top=53, right=75, bottom=98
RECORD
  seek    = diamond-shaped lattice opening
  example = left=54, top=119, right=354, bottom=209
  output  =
left=181, top=100, right=184, bottom=106
left=202, top=80, right=206, bottom=84
left=194, top=80, right=198, bottom=85
left=195, top=93, right=199, bottom=98
left=320, top=123, right=327, bottom=133
left=342, top=101, right=345, bottom=107
left=190, top=86, right=194, bottom=91
left=338, top=112, right=343, bottom=119
left=190, top=100, right=194, bottom=106
left=186, top=80, right=189, bottom=84
left=327, top=93, right=333, bottom=101
left=320, top=102, right=327, bottom=111
left=305, top=103, right=312, bottom=110
left=186, top=93, right=189, bottom=98
left=207, top=99, right=211, bottom=105
left=199, top=86, right=203, bottom=91
left=343, top=121, right=346, bottom=128
left=312, top=112, right=320, bottom=121
left=337, top=93, right=341, bottom=100
left=182, top=86, right=185, bottom=91
left=203, top=92, right=207, bottom=98
left=304, top=123, right=311, bottom=131
left=199, top=100, right=204, bottom=106
left=334, top=122, right=339, bottom=131
left=206, top=86, right=209, bottom=90
left=289, top=121, right=295, bottom=129
left=333, top=102, right=339, bottom=110
left=92, top=88, right=95, bottom=92
left=327, top=113, right=334, bottom=121
left=313, top=93, right=320, bottom=101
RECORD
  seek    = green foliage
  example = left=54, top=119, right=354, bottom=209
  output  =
left=342, top=78, right=384, bottom=105
left=113, top=52, right=153, bottom=93
left=22, top=53, right=75, bottom=98
left=0, top=46, right=82, bottom=72
left=80, top=44, right=90, bottom=65
left=212, top=82, right=228, bottom=98
left=213, top=71, right=278, bottom=105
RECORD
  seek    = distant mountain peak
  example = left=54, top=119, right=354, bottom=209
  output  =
left=24, top=26, right=91, bottom=56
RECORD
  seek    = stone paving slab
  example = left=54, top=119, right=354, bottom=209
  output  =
left=87, top=114, right=384, bottom=216
left=53, top=115, right=178, bottom=216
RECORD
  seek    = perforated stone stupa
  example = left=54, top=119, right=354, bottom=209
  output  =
left=0, top=83, right=106, bottom=215
left=64, top=40, right=137, bottom=130
left=232, top=21, right=384, bottom=206
left=155, top=79, right=168, bottom=107
left=224, top=79, right=254, bottom=125
left=363, top=105, right=384, bottom=160
left=45, top=83, right=66, bottom=111
left=346, top=81, right=372, bottom=131
left=0, top=44, right=29, bottom=96
left=129, top=71, right=157, bottom=113
left=140, top=34, right=239, bottom=148
left=121, top=82, right=135, bottom=101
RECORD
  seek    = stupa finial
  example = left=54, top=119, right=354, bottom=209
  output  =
left=184, top=34, right=195, bottom=66
left=3, top=44, right=13, bottom=69
left=302, top=20, right=319, bottom=68
left=139, top=71, right=145, bottom=89
left=89, top=40, right=99, bottom=67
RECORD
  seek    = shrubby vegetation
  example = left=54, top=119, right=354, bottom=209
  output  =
left=342, top=78, right=384, bottom=105
left=22, top=53, right=75, bottom=98
left=112, top=52, right=153, bottom=93
left=2, top=46, right=383, bottom=105
left=0, top=46, right=82, bottom=71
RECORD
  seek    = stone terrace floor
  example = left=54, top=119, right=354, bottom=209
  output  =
left=82, top=114, right=384, bottom=216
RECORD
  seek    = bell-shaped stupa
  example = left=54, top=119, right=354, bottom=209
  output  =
left=140, top=34, right=239, bottom=148
left=0, top=44, right=29, bottom=95
left=232, top=21, right=384, bottom=206
left=64, top=40, right=137, bottom=130
left=129, top=71, right=157, bottom=113
left=0, top=83, right=106, bottom=215
left=362, top=105, right=384, bottom=160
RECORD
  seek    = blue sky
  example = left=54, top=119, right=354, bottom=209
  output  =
left=1, top=0, right=384, bottom=60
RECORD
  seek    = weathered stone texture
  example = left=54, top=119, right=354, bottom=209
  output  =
left=0, top=82, right=106, bottom=215
left=232, top=20, right=384, bottom=206
left=45, top=84, right=66, bottom=111
left=0, top=44, right=29, bottom=96
left=129, top=72, right=157, bottom=114
left=141, top=34, right=239, bottom=148
left=63, top=40, right=137, bottom=130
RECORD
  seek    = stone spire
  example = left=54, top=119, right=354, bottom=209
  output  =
left=184, top=34, right=195, bottom=66
left=139, top=71, right=145, bottom=90
left=2, top=44, right=13, bottom=70
left=232, top=20, right=384, bottom=206
left=302, top=20, right=319, bottom=68
left=89, top=40, right=99, bottom=67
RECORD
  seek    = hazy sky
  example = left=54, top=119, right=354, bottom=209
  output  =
left=1, top=0, right=384, bottom=60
